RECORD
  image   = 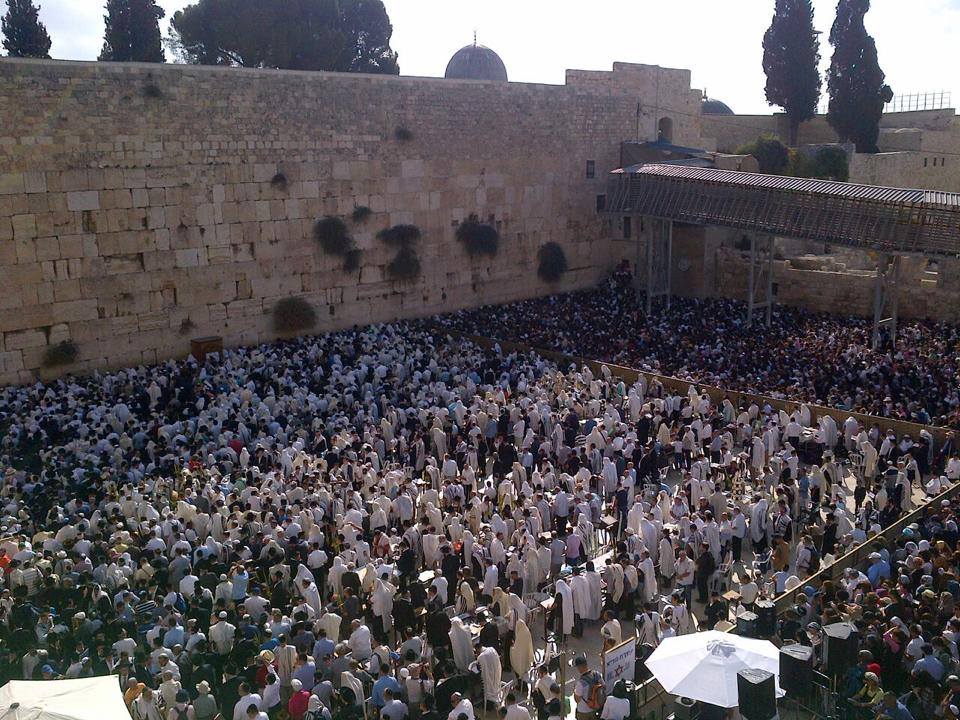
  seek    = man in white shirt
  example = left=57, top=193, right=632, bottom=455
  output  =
left=347, top=620, right=372, bottom=660
left=504, top=693, right=532, bottom=720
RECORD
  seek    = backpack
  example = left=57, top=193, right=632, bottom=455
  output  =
left=585, top=671, right=606, bottom=711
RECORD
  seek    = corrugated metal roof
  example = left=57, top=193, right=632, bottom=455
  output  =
left=604, top=163, right=960, bottom=257
left=630, top=163, right=960, bottom=208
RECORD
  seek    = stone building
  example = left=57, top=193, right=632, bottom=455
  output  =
left=0, top=57, right=702, bottom=383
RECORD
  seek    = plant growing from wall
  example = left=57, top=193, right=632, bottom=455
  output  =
left=537, top=242, right=568, bottom=283
left=270, top=172, right=288, bottom=191
left=378, top=224, right=422, bottom=281
left=314, top=216, right=353, bottom=255
left=42, top=340, right=78, bottom=368
left=394, top=126, right=414, bottom=142
left=179, top=317, right=197, bottom=336
left=142, top=82, right=163, bottom=98
left=351, top=205, right=372, bottom=223
left=455, top=213, right=499, bottom=257
left=314, top=215, right=363, bottom=271
left=272, top=297, right=317, bottom=334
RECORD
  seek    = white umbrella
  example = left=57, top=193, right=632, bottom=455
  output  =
left=644, top=631, right=784, bottom=708
left=0, top=677, right=131, bottom=720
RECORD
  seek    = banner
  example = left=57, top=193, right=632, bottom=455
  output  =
left=602, top=638, right=636, bottom=691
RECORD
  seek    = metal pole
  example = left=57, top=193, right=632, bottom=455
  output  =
left=645, top=218, right=653, bottom=316
left=666, top=221, right=673, bottom=310
left=747, top=234, right=756, bottom=326
left=872, top=259, right=885, bottom=350
left=890, top=256, right=901, bottom=345
left=765, top=235, right=774, bottom=328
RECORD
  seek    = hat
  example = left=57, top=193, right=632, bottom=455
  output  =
left=258, top=650, right=276, bottom=664
left=176, top=690, right=190, bottom=703
left=864, top=672, right=878, bottom=682
left=197, top=681, right=211, bottom=694
left=218, top=611, right=228, bottom=619
left=868, top=552, right=881, bottom=561
left=291, top=680, right=302, bottom=692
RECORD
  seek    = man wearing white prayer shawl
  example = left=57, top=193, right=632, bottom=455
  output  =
left=569, top=569, right=591, bottom=634
left=583, top=562, right=603, bottom=621
left=639, top=515, right=659, bottom=562
left=626, top=498, right=645, bottom=536
left=477, top=644, right=502, bottom=708
left=449, top=617, right=475, bottom=673
left=297, top=573, right=322, bottom=617
left=370, top=578, right=396, bottom=638
left=553, top=579, right=575, bottom=639
left=510, top=618, right=535, bottom=681
left=749, top=496, right=769, bottom=552
left=638, top=551, right=656, bottom=602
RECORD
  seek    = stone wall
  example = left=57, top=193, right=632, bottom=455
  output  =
left=0, top=58, right=702, bottom=384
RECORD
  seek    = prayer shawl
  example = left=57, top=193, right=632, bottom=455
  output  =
left=509, top=619, right=535, bottom=678
left=554, top=580, right=575, bottom=636
left=449, top=617, right=475, bottom=673
left=478, top=645, right=502, bottom=704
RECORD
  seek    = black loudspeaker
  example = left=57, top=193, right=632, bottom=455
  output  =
left=779, top=644, right=814, bottom=698
left=823, top=622, right=859, bottom=677
left=737, top=669, right=777, bottom=720
left=736, top=611, right=758, bottom=638
left=674, top=696, right=697, bottom=720
left=755, top=600, right=776, bottom=637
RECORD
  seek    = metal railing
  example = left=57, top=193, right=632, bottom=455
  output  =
left=817, top=91, right=952, bottom=115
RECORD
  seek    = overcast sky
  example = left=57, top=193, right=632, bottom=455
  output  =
left=29, top=0, right=960, bottom=115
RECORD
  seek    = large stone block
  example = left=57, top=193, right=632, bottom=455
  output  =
left=67, top=191, right=100, bottom=211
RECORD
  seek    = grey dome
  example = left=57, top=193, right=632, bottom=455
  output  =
left=702, top=98, right=734, bottom=115
left=444, top=44, right=508, bottom=82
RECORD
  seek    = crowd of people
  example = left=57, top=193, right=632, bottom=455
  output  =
left=436, top=264, right=960, bottom=430
left=0, top=309, right=955, bottom=720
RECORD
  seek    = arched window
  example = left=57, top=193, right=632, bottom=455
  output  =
left=658, top=117, right=674, bottom=143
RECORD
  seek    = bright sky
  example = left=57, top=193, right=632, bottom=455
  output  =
left=31, top=0, right=960, bottom=114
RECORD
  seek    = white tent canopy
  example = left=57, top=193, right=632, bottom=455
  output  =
left=644, top=631, right=784, bottom=708
left=0, top=676, right=130, bottom=720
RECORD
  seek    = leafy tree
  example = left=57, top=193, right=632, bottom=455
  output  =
left=171, top=0, right=399, bottom=74
left=99, top=0, right=165, bottom=63
left=762, top=0, right=821, bottom=146
left=736, top=135, right=791, bottom=174
left=812, top=146, right=849, bottom=180
left=1, top=0, right=52, bottom=58
left=826, top=0, right=892, bottom=153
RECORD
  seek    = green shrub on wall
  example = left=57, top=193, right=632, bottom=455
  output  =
left=387, top=244, right=422, bottom=281
left=455, top=213, right=499, bottom=257
left=272, top=297, right=317, bottom=333
left=537, top=242, right=568, bottom=283
left=314, top=216, right=353, bottom=256
left=394, top=126, right=414, bottom=142
left=42, top=341, right=79, bottom=368
left=378, top=224, right=422, bottom=281
left=351, top=206, right=372, bottom=223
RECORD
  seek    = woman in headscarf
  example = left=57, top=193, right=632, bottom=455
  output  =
left=509, top=618, right=535, bottom=686
left=449, top=617, right=475, bottom=673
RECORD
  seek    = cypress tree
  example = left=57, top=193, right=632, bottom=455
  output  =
left=1, top=0, right=52, bottom=58
left=826, top=0, right=893, bottom=153
left=99, top=0, right=165, bottom=63
left=762, top=0, right=821, bottom=146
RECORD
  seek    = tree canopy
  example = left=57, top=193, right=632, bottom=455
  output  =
left=762, top=0, right=821, bottom=146
left=1, top=0, right=52, bottom=58
left=99, top=0, right=165, bottom=63
left=736, top=135, right=791, bottom=174
left=170, top=0, right=399, bottom=74
left=826, top=0, right=892, bottom=153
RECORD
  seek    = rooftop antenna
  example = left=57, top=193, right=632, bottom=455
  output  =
left=473, top=30, right=477, bottom=46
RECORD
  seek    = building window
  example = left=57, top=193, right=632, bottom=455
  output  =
left=623, top=216, right=632, bottom=239
left=658, top=117, right=674, bottom=143
left=596, top=194, right=606, bottom=212
left=586, top=160, right=596, bottom=179
left=925, top=158, right=929, bottom=167
left=933, top=158, right=938, bottom=167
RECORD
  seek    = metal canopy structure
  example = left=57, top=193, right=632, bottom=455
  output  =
left=607, top=163, right=960, bottom=257
left=606, top=163, right=960, bottom=344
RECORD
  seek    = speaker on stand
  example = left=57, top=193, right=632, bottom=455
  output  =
left=779, top=644, right=814, bottom=699
left=823, top=622, right=859, bottom=678
left=737, top=669, right=777, bottom=720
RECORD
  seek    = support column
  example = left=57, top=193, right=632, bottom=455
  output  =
left=872, top=255, right=901, bottom=349
left=746, top=234, right=775, bottom=327
left=645, top=217, right=672, bottom=315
